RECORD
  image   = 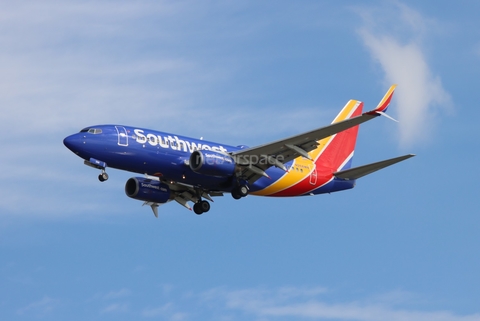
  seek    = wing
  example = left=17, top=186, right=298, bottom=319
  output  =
left=230, top=85, right=397, bottom=182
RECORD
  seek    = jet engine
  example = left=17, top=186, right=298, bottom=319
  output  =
left=125, top=177, right=171, bottom=203
left=189, top=150, right=236, bottom=177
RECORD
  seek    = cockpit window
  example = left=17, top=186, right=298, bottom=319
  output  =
left=80, top=128, right=102, bottom=134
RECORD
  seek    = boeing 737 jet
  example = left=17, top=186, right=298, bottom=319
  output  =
left=64, top=85, right=414, bottom=217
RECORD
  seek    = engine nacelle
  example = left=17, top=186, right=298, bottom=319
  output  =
left=125, top=177, right=171, bottom=203
left=189, top=150, right=236, bottom=177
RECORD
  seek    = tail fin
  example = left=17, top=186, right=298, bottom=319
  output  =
left=312, top=99, right=364, bottom=172
left=312, top=85, right=398, bottom=173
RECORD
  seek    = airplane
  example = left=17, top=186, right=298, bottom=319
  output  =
left=63, top=85, right=414, bottom=217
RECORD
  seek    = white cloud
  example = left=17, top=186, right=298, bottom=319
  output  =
left=85, top=288, right=132, bottom=315
left=17, top=296, right=58, bottom=316
left=0, top=0, right=335, bottom=142
left=104, top=288, right=131, bottom=300
left=142, top=302, right=173, bottom=317
left=200, top=286, right=480, bottom=321
left=356, top=2, right=452, bottom=147
left=101, top=302, right=129, bottom=313
left=142, top=302, right=189, bottom=320
left=0, top=2, right=204, bottom=139
left=260, top=302, right=480, bottom=321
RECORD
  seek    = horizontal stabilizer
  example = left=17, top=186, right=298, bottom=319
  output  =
left=334, top=154, right=415, bottom=180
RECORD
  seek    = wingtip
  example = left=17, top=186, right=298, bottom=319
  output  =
left=375, top=84, right=397, bottom=112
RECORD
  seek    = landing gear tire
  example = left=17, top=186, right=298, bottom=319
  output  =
left=231, top=185, right=248, bottom=199
left=238, top=185, right=249, bottom=197
left=200, top=200, right=210, bottom=212
left=193, top=203, right=203, bottom=215
left=98, top=172, right=109, bottom=182
left=193, top=200, right=210, bottom=215
left=231, top=191, right=242, bottom=200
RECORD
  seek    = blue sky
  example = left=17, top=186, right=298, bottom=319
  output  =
left=1, top=1, right=480, bottom=320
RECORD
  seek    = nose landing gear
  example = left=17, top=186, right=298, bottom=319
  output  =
left=98, top=170, right=109, bottom=182
left=84, top=158, right=109, bottom=182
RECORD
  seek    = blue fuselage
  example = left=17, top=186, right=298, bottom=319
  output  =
left=63, top=124, right=290, bottom=193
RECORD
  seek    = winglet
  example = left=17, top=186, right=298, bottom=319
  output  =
left=365, top=84, right=398, bottom=121
left=375, top=84, right=397, bottom=113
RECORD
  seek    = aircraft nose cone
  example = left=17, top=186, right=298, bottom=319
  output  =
left=63, top=134, right=81, bottom=153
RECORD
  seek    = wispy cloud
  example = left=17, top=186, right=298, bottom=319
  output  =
left=0, top=1, right=327, bottom=142
left=142, top=302, right=189, bottom=320
left=355, top=2, right=452, bottom=147
left=89, top=288, right=132, bottom=315
left=101, top=302, right=129, bottom=314
left=16, top=296, right=58, bottom=316
left=104, top=288, right=132, bottom=300
left=11, top=285, right=480, bottom=320
left=258, top=302, right=480, bottom=321
left=142, top=303, right=173, bottom=317
left=199, top=286, right=480, bottom=321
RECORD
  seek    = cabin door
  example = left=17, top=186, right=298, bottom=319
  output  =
left=309, top=165, right=317, bottom=185
left=115, top=126, right=128, bottom=146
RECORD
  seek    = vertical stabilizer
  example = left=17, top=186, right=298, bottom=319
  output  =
left=259, top=100, right=364, bottom=197
left=312, top=100, right=364, bottom=173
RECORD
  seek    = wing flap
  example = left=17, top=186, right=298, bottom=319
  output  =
left=334, top=154, right=415, bottom=180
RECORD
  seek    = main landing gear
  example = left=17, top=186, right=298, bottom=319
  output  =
left=231, top=184, right=248, bottom=200
left=193, top=200, right=210, bottom=215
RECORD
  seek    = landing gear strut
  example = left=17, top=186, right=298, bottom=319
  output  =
left=193, top=200, right=210, bottom=215
left=84, top=158, right=109, bottom=182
